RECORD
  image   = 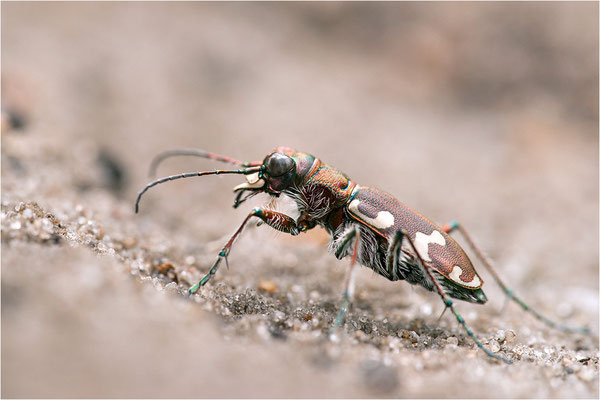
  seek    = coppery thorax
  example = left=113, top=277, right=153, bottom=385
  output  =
left=290, top=157, right=357, bottom=231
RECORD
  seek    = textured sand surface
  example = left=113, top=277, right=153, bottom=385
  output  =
left=2, top=3, right=598, bottom=398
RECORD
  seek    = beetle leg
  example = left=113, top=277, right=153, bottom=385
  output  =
left=333, top=225, right=358, bottom=260
left=232, top=189, right=260, bottom=209
left=330, top=226, right=361, bottom=336
left=399, top=229, right=512, bottom=364
left=441, top=221, right=589, bottom=335
left=297, top=213, right=317, bottom=233
left=386, top=230, right=405, bottom=280
left=189, top=208, right=300, bottom=295
left=387, top=230, right=447, bottom=320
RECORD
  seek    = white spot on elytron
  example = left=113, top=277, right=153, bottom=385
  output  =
left=349, top=199, right=394, bottom=230
left=414, top=230, right=446, bottom=262
left=449, top=265, right=481, bottom=287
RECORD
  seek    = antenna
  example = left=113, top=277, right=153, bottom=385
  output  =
left=135, top=166, right=263, bottom=213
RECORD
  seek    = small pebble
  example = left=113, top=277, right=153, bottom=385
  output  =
left=488, top=339, right=500, bottom=353
left=164, top=282, right=178, bottom=292
left=399, top=329, right=419, bottom=344
left=512, top=345, right=528, bottom=357
left=309, top=290, right=320, bottom=300
left=257, top=280, right=278, bottom=294
left=504, top=329, right=517, bottom=343
left=272, top=310, right=285, bottom=321
left=494, top=330, right=505, bottom=343
left=578, top=367, right=595, bottom=382
left=121, top=237, right=137, bottom=249
left=355, top=330, right=367, bottom=340
left=155, top=263, right=178, bottom=283
left=419, top=304, right=432, bottom=316
left=184, top=255, right=196, bottom=265
left=152, top=277, right=164, bottom=291
left=22, top=208, right=33, bottom=219
left=563, top=357, right=573, bottom=367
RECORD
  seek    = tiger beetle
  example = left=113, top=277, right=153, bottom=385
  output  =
left=136, top=146, right=589, bottom=364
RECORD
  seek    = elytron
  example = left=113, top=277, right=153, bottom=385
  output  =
left=136, top=146, right=588, bottom=364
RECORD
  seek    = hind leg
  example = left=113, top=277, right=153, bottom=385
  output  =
left=441, top=221, right=589, bottom=334
left=396, top=229, right=511, bottom=363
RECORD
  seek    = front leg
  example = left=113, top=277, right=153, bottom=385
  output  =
left=189, top=207, right=299, bottom=294
left=297, top=213, right=318, bottom=233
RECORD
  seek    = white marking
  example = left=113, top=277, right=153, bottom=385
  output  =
left=449, top=265, right=481, bottom=287
left=349, top=199, right=394, bottom=230
left=246, top=172, right=260, bottom=184
left=233, top=172, right=265, bottom=191
left=414, top=230, right=446, bottom=262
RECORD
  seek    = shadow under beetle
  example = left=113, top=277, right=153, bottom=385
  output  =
left=136, top=146, right=589, bottom=364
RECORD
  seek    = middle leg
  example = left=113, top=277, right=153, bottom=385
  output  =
left=330, top=226, right=361, bottom=336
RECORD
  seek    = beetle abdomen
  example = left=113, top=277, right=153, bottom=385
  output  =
left=346, top=186, right=484, bottom=290
left=330, top=221, right=488, bottom=304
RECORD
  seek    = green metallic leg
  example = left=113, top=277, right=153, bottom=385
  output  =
left=441, top=221, right=589, bottom=335
left=189, top=208, right=300, bottom=295
left=330, top=227, right=361, bottom=336
left=400, top=229, right=512, bottom=364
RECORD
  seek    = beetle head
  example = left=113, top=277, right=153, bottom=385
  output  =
left=232, top=149, right=297, bottom=207
left=262, top=152, right=296, bottom=193
left=137, top=146, right=303, bottom=212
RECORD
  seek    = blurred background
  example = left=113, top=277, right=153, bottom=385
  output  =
left=2, top=2, right=598, bottom=398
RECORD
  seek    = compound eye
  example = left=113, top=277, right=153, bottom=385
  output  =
left=265, top=153, right=294, bottom=177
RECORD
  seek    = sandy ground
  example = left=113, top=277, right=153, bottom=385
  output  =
left=2, top=2, right=599, bottom=398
